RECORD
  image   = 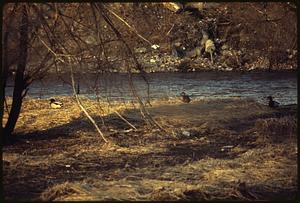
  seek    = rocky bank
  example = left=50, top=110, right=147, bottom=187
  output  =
left=104, top=2, right=297, bottom=73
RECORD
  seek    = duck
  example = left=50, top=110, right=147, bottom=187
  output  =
left=267, top=96, right=279, bottom=108
left=50, top=98, right=63, bottom=109
left=181, top=92, right=191, bottom=103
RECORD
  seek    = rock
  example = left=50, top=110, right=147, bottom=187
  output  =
left=162, top=2, right=183, bottom=12
left=150, top=58, right=156, bottom=63
left=205, top=39, right=215, bottom=53
left=205, top=39, right=216, bottom=62
left=225, top=67, right=233, bottom=71
left=204, top=2, right=220, bottom=9
left=182, top=130, right=191, bottom=137
left=186, top=47, right=202, bottom=58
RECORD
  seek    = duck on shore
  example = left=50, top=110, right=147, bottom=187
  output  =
left=181, top=92, right=191, bottom=103
left=50, top=98, right=63, bottom=109
left=267, top=96, right=279, bottom=108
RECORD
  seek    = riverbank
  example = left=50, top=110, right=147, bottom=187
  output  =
left=42, top=2, right=297, bottom=74
left=3, top=97, right=297, bottom=201
left=135, top=48, right=297, bottom=73
left=99, top=3, right=297, bottom=73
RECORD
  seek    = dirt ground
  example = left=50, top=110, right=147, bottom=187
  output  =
left=2, top=96, right=298, bottom=201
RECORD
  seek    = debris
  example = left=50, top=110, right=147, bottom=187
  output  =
left=151, top=44, right=160, bottom=50
left=221, top=145, right=234, bottom=151
left=150, top=58, right=156, bottom=63
left=123, top=129, right=134, bottom=133
left=182, top=131, right=191, bottom=137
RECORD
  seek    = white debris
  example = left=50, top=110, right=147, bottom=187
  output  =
left=182, top=131, right=191, bottom=137
left=221, top=145, right=234, bottom=151
left=123, top=129, right=134, bottom=133
left=151, top=44, right=160, bottom=50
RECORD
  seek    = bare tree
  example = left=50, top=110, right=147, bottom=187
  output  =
left=1, top=3, right=67, bottom=141
left=1, top=3, right=166, bottom=143
left=2, top=5, right=31, bottom=142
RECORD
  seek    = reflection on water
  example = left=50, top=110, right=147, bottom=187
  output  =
left=6, top=71, right=297, bottom=105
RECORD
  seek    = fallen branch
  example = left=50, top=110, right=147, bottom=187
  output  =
left=70, top=63, right=108, bottom=143
left=114, top=110, right=137, bottom=130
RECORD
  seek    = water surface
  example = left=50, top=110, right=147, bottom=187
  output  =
left=6, top=71, right=297, bottom=105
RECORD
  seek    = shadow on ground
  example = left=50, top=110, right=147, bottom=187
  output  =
left=3, top=99, right=297, bottom=201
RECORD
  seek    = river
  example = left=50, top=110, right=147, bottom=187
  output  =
left=5, top=71, right=297, bottom=105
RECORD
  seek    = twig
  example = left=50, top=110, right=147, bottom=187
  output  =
left=114, top=110, right=137, bottom=130
left=166, top=24, right=174, bottom=36
left=91, top=4, right=136, bottom=130
left=70, top=63, right=108, bottom=143
left=104, top=6, right=152, bottom=46
left=99, top=6, right=166, bottom=133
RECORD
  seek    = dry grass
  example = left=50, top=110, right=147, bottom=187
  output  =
left=2, top=96, right=297, bottom=201
left=254, top=116, right=297, bottom=142
left=39, top=142, right=297, bottom=201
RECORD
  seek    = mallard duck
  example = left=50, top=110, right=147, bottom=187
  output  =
left=50, top=98, right=63, bottom=109
left=267, top=96, right=279, bottom=108
left=181, top=92, right=191, bottom=103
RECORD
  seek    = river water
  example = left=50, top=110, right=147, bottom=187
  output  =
left=6, top=71, right=298, bottom=105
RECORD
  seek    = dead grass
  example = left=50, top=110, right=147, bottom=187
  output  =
left=2, top=96, right=298, bottom=201
left=254, top=116, right=297, bottom=142
left=39, top=142, right=297, bottom=201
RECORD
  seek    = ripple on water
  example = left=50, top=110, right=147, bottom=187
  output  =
left=5, top=72, right=297, bottom=105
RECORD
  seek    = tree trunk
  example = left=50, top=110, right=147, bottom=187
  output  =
left=4, top=5, right=29, bottom=140
left=1, top=4, right=18, bottom=143
left=0, top=63, right=5, bottom=140
left=0, top=26, right=8, bottom=141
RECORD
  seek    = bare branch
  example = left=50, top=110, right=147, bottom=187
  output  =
left=104, top=5, right=153, bottom=46
left=99, top=5, right=166, bottom=132
left=114, top=110, right=137, bottom=130
left=70, top=63, right=108, bottom=143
